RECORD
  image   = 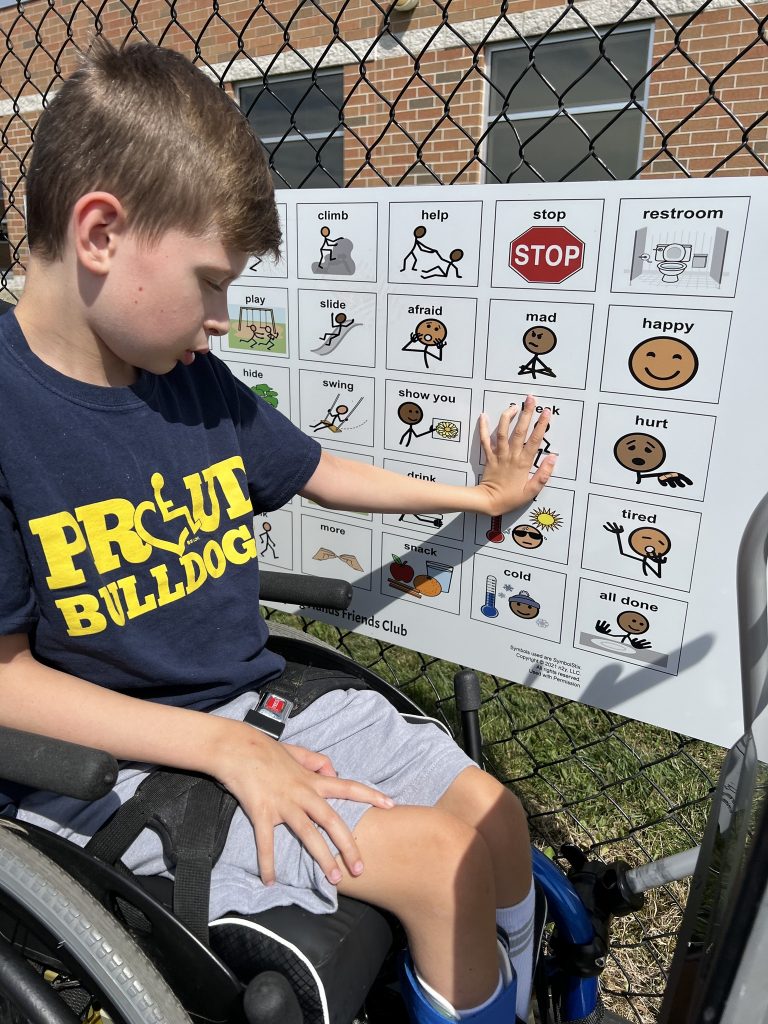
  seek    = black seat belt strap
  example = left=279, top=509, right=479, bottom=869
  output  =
left=85, top=771, right=198, bottom=864
left=172, top=777, right=234, bottom=944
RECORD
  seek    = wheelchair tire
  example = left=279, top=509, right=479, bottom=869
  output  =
left=0, top=824, right=190, bottom=1024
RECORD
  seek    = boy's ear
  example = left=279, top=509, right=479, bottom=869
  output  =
left=72, top=192, right=127, bottom=275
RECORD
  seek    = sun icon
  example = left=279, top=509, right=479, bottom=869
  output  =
left=530, top=507, right=563, bottom=532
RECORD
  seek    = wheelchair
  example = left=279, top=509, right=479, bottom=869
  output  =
left=0, top=571, right=633, bottom=1024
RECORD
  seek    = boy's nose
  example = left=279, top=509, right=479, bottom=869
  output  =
left=204, top=314, right=230, bottom=337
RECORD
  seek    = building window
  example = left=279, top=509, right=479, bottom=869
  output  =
left=485, top=25, right=653, bottom=183
left=239, top=71, right=344, bottom=189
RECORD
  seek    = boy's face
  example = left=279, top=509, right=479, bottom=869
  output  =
left=87, top=227, right=247, bottom=377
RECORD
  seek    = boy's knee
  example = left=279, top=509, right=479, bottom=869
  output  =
left=406, top=809, right=494, bottom=896
left=461, top=768, right=529, bottom=826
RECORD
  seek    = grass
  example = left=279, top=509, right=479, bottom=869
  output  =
left=264, top=607, right=726, bottom=1022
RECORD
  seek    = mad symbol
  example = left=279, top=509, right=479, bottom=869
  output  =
left=518, top=325, right=557, bottom=381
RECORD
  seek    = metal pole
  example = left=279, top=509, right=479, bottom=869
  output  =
left=736, top=491, right=768, bottom=733
left=624, top=847, right=701, bottom=895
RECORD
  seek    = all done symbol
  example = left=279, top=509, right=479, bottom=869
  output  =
left=509, top=226, right=585, bottom=284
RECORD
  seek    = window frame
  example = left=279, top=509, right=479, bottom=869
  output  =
left=483, top=22, right=655, bottom=183
left=236, top=67, right=345, bottom=188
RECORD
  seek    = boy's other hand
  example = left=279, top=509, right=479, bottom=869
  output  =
left=476, top=395, right=556, bottom=516
left=212, top=721, right=394, bottom=887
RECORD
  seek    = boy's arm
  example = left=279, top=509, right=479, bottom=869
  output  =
left=300, top=396, right=555, bottom=515
left=0, top=634, right=393, bottom=885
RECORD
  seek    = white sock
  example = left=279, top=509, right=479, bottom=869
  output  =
left=496, top=879, right=536, bottom=1019
left=414, top=940, right=511, bottom=1020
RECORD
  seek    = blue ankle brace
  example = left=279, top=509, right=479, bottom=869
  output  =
left=398, top=952, right=520, bottom=1023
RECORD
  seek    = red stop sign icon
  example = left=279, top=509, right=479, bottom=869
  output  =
left=509, top=226, right=585, bottom=283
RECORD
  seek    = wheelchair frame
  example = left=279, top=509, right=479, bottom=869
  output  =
left=0, top=567, right=697, bottom=1024
left=0, top=582, right=456, bottom=1024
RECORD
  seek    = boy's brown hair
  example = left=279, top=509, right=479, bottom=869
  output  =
left=26, top=39, right=280, bottom=261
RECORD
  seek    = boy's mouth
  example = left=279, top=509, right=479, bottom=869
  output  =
left=180, top=346, right=209, bottom=366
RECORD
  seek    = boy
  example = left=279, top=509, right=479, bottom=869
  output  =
left=0, top=41, right=555, bottom=1024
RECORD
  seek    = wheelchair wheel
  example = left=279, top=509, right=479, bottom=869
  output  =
left=0, top=824, right=189, bottom=1024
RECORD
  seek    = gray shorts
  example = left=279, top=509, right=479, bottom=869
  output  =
left=17, top=686, right=473, bottom=919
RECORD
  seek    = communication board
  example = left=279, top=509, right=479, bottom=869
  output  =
left=217, top=179, right=768, bottom=747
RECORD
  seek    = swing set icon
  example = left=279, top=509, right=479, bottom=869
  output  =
left=236, top=306, right=279, bottom=349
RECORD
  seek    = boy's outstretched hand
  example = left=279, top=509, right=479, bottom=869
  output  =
left=475, top=395, right=556, bottom=516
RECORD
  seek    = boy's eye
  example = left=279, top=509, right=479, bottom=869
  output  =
left=205, top=280, right=224, bottom=292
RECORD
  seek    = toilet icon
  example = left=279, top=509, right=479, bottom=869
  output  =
left=653, top=242, right=692, bottom=283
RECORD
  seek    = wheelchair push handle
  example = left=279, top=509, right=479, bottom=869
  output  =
left=259, top=571, right=353, bottom=610
left=453, top=670, right=483, bottom=767
left=0, top=725, right=118, bottom=801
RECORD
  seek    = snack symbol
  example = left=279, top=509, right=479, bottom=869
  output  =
left=387, top=554, right=448, bottom=598
left=389, top=554, right=414, bottom=583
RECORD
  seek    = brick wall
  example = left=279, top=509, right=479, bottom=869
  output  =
left=641, top=3, right=768, bottom=176
left=341, top=47, right=486, bottom=187
left=1, top=0, right=767, bottom=278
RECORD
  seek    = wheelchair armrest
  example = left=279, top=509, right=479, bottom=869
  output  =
left=0, top=726, right=118, bottom=801
left=259, top=571, right=352, bottom=610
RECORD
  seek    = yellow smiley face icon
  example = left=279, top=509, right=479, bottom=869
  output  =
left=628, top=336, right=699, bottom=391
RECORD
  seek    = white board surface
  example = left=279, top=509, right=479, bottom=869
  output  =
left=218, top=179, right=768, bottom=747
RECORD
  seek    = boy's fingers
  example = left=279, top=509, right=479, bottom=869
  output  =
left=525, top=407, right=551, bottom=451
left=526, top=455, right=557, bottom=496
left=510, top=395, right=536, bottom=445
left=255, top=823, right=276, bottom=886
left=323, top=777, right=395, bottom=810
left=478, top=412, right=491, bottom=457
left=492, top=404, right=518, bottom=456
left=289, top=808, right=347, bottom=884
left=314, top=813, right=362, bottom=881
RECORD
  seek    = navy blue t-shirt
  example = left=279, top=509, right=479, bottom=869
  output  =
left=0, top=312, right=320, bottom=808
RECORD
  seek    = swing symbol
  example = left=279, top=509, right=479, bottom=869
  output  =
left=324, top=396, right=362, bottom=432
left=237, top=306, right=278, bottom=349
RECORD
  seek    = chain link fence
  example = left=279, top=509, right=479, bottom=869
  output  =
left=2, top=0, right=766, bottom=1019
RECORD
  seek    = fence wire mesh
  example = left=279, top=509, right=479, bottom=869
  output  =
left=3, top=0, right=765, bottom=1019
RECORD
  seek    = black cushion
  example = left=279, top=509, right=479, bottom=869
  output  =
left=210, top=898, right=393, bottom=1024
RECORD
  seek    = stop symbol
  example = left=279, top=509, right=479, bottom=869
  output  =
left=509, top=226, right=585, bottom=284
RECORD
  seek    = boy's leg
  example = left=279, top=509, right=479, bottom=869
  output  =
left=336, top=804, right=500, bottom=1011
left=436, top=766, right=532, bottom=906
left=436, top=767, right=536, bottom=1019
